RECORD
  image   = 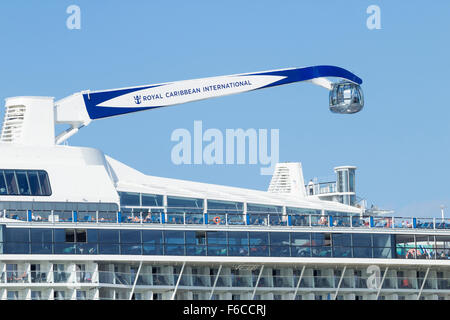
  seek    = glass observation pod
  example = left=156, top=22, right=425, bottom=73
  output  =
left=329, top=81, right=364, bottom=114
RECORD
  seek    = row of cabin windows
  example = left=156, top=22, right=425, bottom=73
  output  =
left=118, top=192, right=348, bottom=217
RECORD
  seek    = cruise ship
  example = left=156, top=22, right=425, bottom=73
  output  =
left=0, top=66, right=448, bottom=301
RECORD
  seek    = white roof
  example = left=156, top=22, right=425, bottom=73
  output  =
left=106, top=155, right=361, bottom=213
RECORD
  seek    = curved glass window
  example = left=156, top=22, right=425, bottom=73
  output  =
left=0, top=170, right=51, bottom=196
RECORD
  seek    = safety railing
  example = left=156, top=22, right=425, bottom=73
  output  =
left=1, top=209, right=450, bottom=231
left=94, top=271, right=450, bottom=291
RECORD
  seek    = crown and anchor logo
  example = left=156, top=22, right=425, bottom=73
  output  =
left=134, top=95, right=142, bottom=104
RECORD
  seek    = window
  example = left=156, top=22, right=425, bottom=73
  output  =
left=65, top=229, right=75, bottom=242
left=142, top=230, right=163, bottom=255
left=119, top=192, right=140, bottom=206
left=54, top=291, right=65, bottom=300
left=7, top=291, right=18, bottom=300
left=31, top=291, right=41, bottom=300
left=287, top=207, right=321, bottom=215
left=167, top=196, right=203, bottom=209
left=0, top=170, right=51, bottom=196
left=16, top=171, right=30, bottom=195
left=207, top=199, right=243, bottom=213
left=98, top=229, right=120, bottom=254
left=142, top=194, right=163, bottom=207
left=76, top=290, right=87, bottom=300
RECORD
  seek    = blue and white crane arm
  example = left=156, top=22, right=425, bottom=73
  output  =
left=54, top=65, right=363, bottom=144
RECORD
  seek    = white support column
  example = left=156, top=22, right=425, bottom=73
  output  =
left=417, top=268, right=430, bottom=300
left=376, top=267, right=389, bottom=300
left=209, top=265, right=223, bottom=300
left=292, top=266, right=306, bottom=300
left=251, top=265, right=264, bottom=300
left=129, top=261, right=143, bottom=300
left=170, top=262, right=186, bottom=300
left=334, top=266, right=347, bottom=300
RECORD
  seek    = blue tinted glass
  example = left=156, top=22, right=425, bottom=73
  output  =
left=141, top=194, right=163, bottom=206
left=37, top=171, right=51, bottom=195
left=0, top=171, right=7, bottom=195
left=16, top=171, right=30, bottom=195
left=228, top=245, right=249, bottom=256
left=287, top=207, right=321, bottom=215
left=54, top=243, right=76, bottom=254
left=143, top=244, right=163, bottom=255
left=119, top=192, right=140, bottom=206
left=353, top=234, right=372, bottom=247
left=373, top=234, right=392, bottom=247
left=185, top=231, right=206, bottom=245
left=31, top=229, right=52, bottom=242
left=353, top=246, right=372, bottom=258
left=312, top=247, right=331, bottom=257
left=207, top=245, right=227, bottom=256
left=167, top=196, right=203, bottom=209
left=87, top=229, right=98, bottom=243
left=332, top=233, right=352, bottom=247
left=186, top=245, right=206, bottom=256
left=249, top=232, right=268, bottom=245
left=5, top=243, right=29, bottom=254
left=31, top=242, right=53, bottom=254
left=6, top=228, right=29, bottom=242
left=54, top=229, right=66, bottom=242
left=27, top=171, right=41, bottom=195
left=98, top=230, right=119, bottom=243
left=142, top=230, right=163, bottom=244
left=207, top=200, right=243, bottom=212
left=247, top=204, right=282, bottom=213
left=4, top=170, right=18, bottom=195
left=270, top=245, right=290, bottom=257
left=77, top=243, right=97, bottom=254
left=228, top=232, right=248, bottom=245
left=270, top=232, right=289, bottom=246
left=373, top=247, right=392, bottom=258
left=121, top=244, right=142, bottom=255
left=165, top=244, right=185, bottom=255
left=99, top=244, right=120, bottom=254
left=249, top=245, right=269, bottom=257
left=120, top=230, right=141, bottom=243
left=164, top=231, right=184, bottom=244
left=291, top=233, right=311, bottom=245
left=207, top=231, right=227, bottom=245
left=311, top=233, right=327, bottom=246
left=333, top=247, right=352, bottom=257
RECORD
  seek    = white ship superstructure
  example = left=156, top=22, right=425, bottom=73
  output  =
left=0, top=66, right=448, bottom=300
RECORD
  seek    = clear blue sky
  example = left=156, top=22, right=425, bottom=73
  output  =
left=0, top=1, right=449, bottom=218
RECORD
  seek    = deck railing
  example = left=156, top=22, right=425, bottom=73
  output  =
left=1, top=209, right=449, bottom=231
